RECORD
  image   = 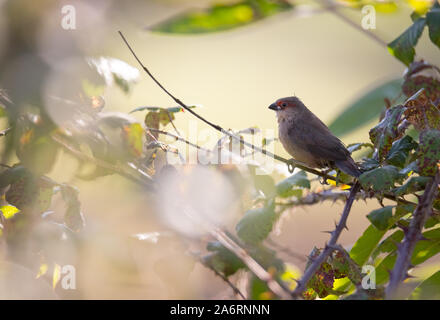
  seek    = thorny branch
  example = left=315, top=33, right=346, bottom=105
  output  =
left=291, top=181, right=361, bottom=297
left=386, top=171, right=440, bottom=299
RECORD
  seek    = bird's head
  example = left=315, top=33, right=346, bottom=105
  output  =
left=268, top=96, right=306, bottom=120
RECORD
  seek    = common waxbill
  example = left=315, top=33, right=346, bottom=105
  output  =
left=269, top=96, right=361, bottom=177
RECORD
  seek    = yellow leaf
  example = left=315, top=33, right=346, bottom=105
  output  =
left=407, top=0, right=433, bottom=14
left=36, top=263, right=48, bottom=279
left=374, top=1, right=398, bottom=13
left=280, top=264, right=302, bottom=290
left=0, top=205, right=20, bottom=219
left=53, top=263, right=61, bottom=289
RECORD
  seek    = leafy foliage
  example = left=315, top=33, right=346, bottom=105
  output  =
left=387, top=18, right=426, bottom=66
left=1, top=0, right=440, bottom=301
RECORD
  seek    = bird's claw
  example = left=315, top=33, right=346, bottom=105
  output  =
left=319, top=168, right=332, bottom=185
left=286, top=160, right=296, bottom=173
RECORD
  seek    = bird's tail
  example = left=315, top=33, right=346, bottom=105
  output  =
left=335, top=158, right=362, bottom=178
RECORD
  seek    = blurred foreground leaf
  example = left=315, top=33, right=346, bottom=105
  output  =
left=150, top=0, right=293, bottom=34
left=87, top=57, right=139, bottom=94
left=410, top=270, right=440, bottom=300
left=328, top=79, right=402, bottom=137
left=275, top=170, right=309, bottom=198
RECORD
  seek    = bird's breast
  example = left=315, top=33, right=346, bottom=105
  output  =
left=278, top=119, right=322, bottom=168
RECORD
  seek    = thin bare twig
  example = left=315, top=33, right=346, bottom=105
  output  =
left=118, top=31, right=337, bottom=183
left=292, top=181, right=361, bottom=297
left=146, top=127, right=211, bottom=153
left=386, top=171, right=440, bottom=299
left=318, top=0, right=388, bottom=48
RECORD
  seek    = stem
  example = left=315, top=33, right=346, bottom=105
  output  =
left=292, top=181, right=361, bottom=297
left=385, top=171, right=440, bottom=299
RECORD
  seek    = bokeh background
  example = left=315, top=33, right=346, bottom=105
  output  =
left=0, top=0, right=439, bottom=299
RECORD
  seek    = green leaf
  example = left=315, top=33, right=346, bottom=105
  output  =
left=150, top=0, right=293, bottom=34
left=346, top=143, right=374, bottom=154
left=410, top=270, right=440, bottom=300
left=376, top=227, right=440, bottom=285
left=416, top=129, right=440, bottom=176
left=387, top=18, right=426, bottom=65
left=236, top=201, right=276, bottom=245
left=426, top=2, right=440, bottom=49
left=375, top=252, right=397, bottom=285
left=411, top=228, right=440, bottom=265
left=371, top=230, right=404, bottom=260
left=328, top=79, right=403, bottom=137
left=253, top=174, right=276, bottom=198
left=350, top=225, right=387, bottom=266
left=359, top=165, right=403, bottom=192
left=386, top=135, right=418, bottom=168
left=369, top=105, right=405, bottom=161
left=367, top=206, right=394, bottom=230
left=392, top=176, right=430, bottom=196
left=275, top=171, right=310, bottom=198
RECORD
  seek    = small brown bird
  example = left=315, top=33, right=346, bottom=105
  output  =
left=269, top=96, right=361, bottom=177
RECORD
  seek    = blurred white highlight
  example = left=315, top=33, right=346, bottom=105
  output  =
left=157, top=165, right=237, bottom=238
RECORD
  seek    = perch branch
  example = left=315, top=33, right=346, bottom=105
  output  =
left=118, top=31, right=336, bottom=182
left=291, top=181, right=361, bottom=297
left=385, top=171, right=440, bottom=299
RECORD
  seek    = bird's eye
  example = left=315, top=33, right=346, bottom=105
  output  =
left=281, top=102, right=287, bottom=108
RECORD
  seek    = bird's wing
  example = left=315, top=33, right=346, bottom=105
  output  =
left=290, top=114, right=350, bottom=162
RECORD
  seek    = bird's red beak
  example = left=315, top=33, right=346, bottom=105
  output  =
left=269, top=103, right=281, bottom=111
